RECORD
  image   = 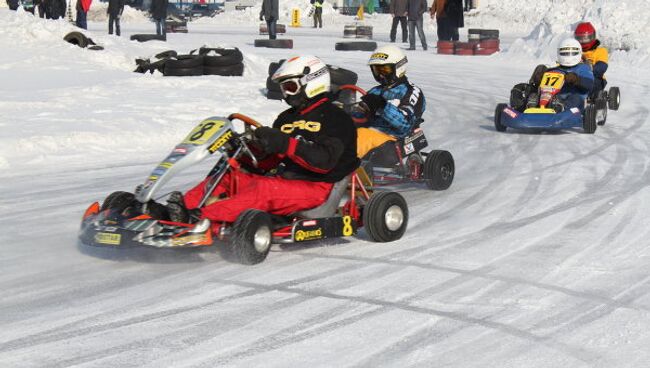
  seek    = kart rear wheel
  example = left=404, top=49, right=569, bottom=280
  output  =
left=100, top=191, right=135, bottom=212
left=608, top=87, right=620, bottom=111
left=230, top=209, right=273, bottom=265
left=583, top=105, right=597, bottom=134
left=494, top=103, right=508, bottom=132
left=424, top=150, right=455, bottom=190
left=363, top=191, right=408, bottom=242
left=596, top=97, right=608, bottom=126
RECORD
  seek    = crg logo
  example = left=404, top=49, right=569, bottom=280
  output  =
left=280, top=120, right=321, bottom=133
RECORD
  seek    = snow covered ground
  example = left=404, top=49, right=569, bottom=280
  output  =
left=1, top=1, right=650, bottom=366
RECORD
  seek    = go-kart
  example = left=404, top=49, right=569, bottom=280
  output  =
left=495, top=70, right=608, bottom=134
left=79, top=113, right=409, bottom=265
left=335, top=84, right=455, bottom=191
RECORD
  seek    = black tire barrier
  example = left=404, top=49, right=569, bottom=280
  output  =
left=200, top=48, right=243, bottom=67
left=329, top=65, right=358, bottom=85
left=165, top=54, right=203, bottom=69
left=266, top=75, right=281, bottom=92
left=254, top=39, right=293, bottom=49
left=468, top=28, right=499, bottom=40
left=259, top=23, right=287, bottom=35
left=163, top=65, right=204, bottom=77
left=335, top=41, right=377, bottom=51
left=155, top=50, right=177, bottom=59
left=203, top=63, right=244, bottom=76
left=268, top=59, right=286, bottom=76
left=64, top=31, right=103, bottom=50
left=130, top=34, right=166, bottom=42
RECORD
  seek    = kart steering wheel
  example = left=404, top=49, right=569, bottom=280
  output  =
left=337, top=84, right=369, bottom=124
left=227, top=113, right=264, bottom=168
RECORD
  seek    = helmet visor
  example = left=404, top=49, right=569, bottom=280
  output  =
left=279, top=77, right=302, bottom=96
left=559, top=48, right=581, bottom=57
left=575, top=33, right=595, bottom=44
left=371, top=64, right=395, bottom=78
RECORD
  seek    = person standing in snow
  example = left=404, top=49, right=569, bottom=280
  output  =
left=406, top=0, right=428, bottom=50
left=150, top=0, right=167, bottom=37
left=75, top=0, right=92, bottom=29
left=259, top=0, right=278, bottom=40
left=107, top=0, right=125, bottom=36
left=310, top=0, right=323, bottom=28
left=446, top=0, right=463, bottom=41
left=430, top=0, right=449, bottom=41
left=6, top=0, right=19, bottom=10
left=389, top=0, right=408, bottom=43
left=36, top=0, right=46, bottom=17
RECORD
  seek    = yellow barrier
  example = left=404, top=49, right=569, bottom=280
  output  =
left=291, top=8, right=301, bottom=27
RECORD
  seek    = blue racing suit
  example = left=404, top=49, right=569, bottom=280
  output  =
left=548, top=62, right=594, bottom=111
left=366, top=77, right=426, bottom=138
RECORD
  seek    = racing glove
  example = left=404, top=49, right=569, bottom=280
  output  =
left=259, top=14, right=264, bottom=21
left=565, top=72, right=579, bottom=85
left=254, top=126, right=290, bottom=154
left=361, top=93, right=386, bottom=115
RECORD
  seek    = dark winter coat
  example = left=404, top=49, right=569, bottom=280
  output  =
left=150, top=0, right=167, bottom=19
left=271, top=96, right=359, bottom=183
left=445, top=0, right=464, bottom=28
left=389, top=0, right=408, bottom=16
left=260, top=0, right=278, bottom=21
left=7, top=0, right=19, bottom=10
left=107, top=0, right=124, bottom=16
left=407, top=0, right=427, bottom=21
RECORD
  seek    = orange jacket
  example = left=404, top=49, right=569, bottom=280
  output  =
left=430, top=0, right=446, bottom=18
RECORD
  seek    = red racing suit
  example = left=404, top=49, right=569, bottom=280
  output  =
left=183, top=95, right=359, bottom=224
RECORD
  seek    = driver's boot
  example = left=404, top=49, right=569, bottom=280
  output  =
left=166, top=191, right=190, bottom=223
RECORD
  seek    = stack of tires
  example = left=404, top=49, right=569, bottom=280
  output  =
left=259, top=23, right=287, bottom=35
left=130, top=34, right=166, bottom=42
left=197, top=47, right=244, bottom=76
left=436, top=40, right=455, bottom=55
left=343, top=24, right=373, bottom=39
left=163, top=55, right=204, bottom=76
left=265, top=60, right=358, bottom=100
left=468, top=29, right=500, bottom=55
left=134, top=47, right=244, bottom=77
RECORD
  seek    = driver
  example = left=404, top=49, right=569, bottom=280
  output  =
left=165, top=55, right=359, bottom=227
left=356, top=45, right=426, bottom=158
left=510, top=38, right=594, bottom=113
left=574, top=21, right=609, bottom=98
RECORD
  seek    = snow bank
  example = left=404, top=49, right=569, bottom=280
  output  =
left=86, top=3, right=150, bottom=23
left=469, top=0, right=650, bottom=65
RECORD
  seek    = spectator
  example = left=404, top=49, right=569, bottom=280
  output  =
left=464, top=0, right=470, bottom=11
left=45, top=0, right=65, bottom=19
left=389, top=0, right=408, bottom=43
left=107, top=0, right=124, bottom=36
left=446, top=0, right=464, bottom=41
left=36, top=0, right=45, bottom=17
left=150, top=0, right=167, bottom=37
left=6, top=0, right=19, bottom=10
left=310, top=0, right=323, bottom=28
left=259, top=0, right=278, bottom=40
left=407, top=0, right=428, bottom=50
left=75, top=0, right=92, bottom=29
left=430, top=0, right=449, bottom=41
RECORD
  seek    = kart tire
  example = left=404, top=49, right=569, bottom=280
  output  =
left=201, top=48, right=243, bottom=66
left=335, top=41, right=377, bottom=51
left=63, top=31, right=88, bottom=48
left=608, top=87, right=620, bottom=111
left=596, top=97, right=608, bottom=126
left=130, top=34, right=166, bottom=42
left=424, top=150, right=455, bottom=190
left=203, top=63, right=244, bottom=76
left=165, top=55, right=203, bottom=69
left=254, top=39, right=293, bottom=49
left=149, top=58, right=167, bottom=73
left=266, top=75, right=281, bottom=92
left=230, top=209, right=273, bottom=265
left=363, top=191, right=408, bottom=243
left=583, top=105, right=597, bottom=134
left=100, top=191, right=135, bottom=212
left=163, top=66, right=204, bottom=76
left=494, top=103, right=508, bottom=132
left=329, top=65, right=358, bottom=85
left=154, top=50, right=177, bottom=59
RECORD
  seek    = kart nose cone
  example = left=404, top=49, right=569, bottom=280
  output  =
left=385, top=205, right=404, bottom=231
left=254, top=226, right=272, bottom=253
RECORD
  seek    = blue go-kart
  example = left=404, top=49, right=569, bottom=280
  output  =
left=494, top=70, right=607, bottom=134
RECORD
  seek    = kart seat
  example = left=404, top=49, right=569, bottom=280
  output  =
left=294, top=175, right=351, bottom=218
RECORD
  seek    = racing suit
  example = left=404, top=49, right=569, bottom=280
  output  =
left=582, top=40, right=609, bottom=97
left=548, top=63, right=594, bottom=111
left=183, top=95, right=359, bottom=225
left=357, top=77, right=426, bottom=158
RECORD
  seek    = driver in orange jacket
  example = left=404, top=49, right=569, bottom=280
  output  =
left=574, top=21, right=609, bottom=98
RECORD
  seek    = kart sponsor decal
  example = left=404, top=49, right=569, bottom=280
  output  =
left=102, top=226, right=117, bottom=232
left=151, top=168, right=166, bottom=177
left=303, top=220, right=317, bottom=226
left=172, top=233, right=209, bottom=246
left=404, top=142, right=415, bottom=155
left=208, top=130, right=233, bottom=153
left=504, top=108, right=517, bottom=118
left=295, top=228, right=323, bottom=242
left=404, top=129, right=424, bottom=144
left=369, top=52, right=389, bottom=62
left=173, top=147, right=187, bottom=154
left=280, top=120, right=321, bottom=133
left=570, top=107, right=580, bottom=114
left=148, top=175, right=159, bottom=182
left=159, top=162, right=174, bottom=169
left=94, top=232, right=121, bottom=245
left=183, top=120, right=225, bottom=145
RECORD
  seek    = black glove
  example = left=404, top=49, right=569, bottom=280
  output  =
left=565, top=72, right=579, bottom=85
left=259, top=14, right=264, bottom=21
left=361, top=93, right=387, bottom=115
left=254, top=127, right=290, bottom=154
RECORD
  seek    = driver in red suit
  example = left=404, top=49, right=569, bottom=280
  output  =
left=165, top=56, right=359, bottom=228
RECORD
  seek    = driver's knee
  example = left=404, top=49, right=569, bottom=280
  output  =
left=529, top=64, right=548, bottom=88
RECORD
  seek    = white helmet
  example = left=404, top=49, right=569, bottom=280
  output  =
left=271, top=56, right=330, bottom=106
left=368, top=45, right=408, bottom=86
left=557, top=38, right=582, bottom=67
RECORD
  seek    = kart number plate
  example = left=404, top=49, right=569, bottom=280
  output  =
left=95, top=232, right=121, bottom=245
left=183, top=120, right=225, bottom=145
left=540, top=72, right=564, bottom=89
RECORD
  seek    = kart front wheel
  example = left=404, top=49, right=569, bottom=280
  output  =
left=608, top=87, right=620, bottom=111
left=424, top=150, right=455, bottom=190
left=494, top=103, right=508, bottom=132
left=230, top=209, right=273, bottom=265
left=363, top=191, right=408, bottom=242
left=583, top=105, right=597, bottom=134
